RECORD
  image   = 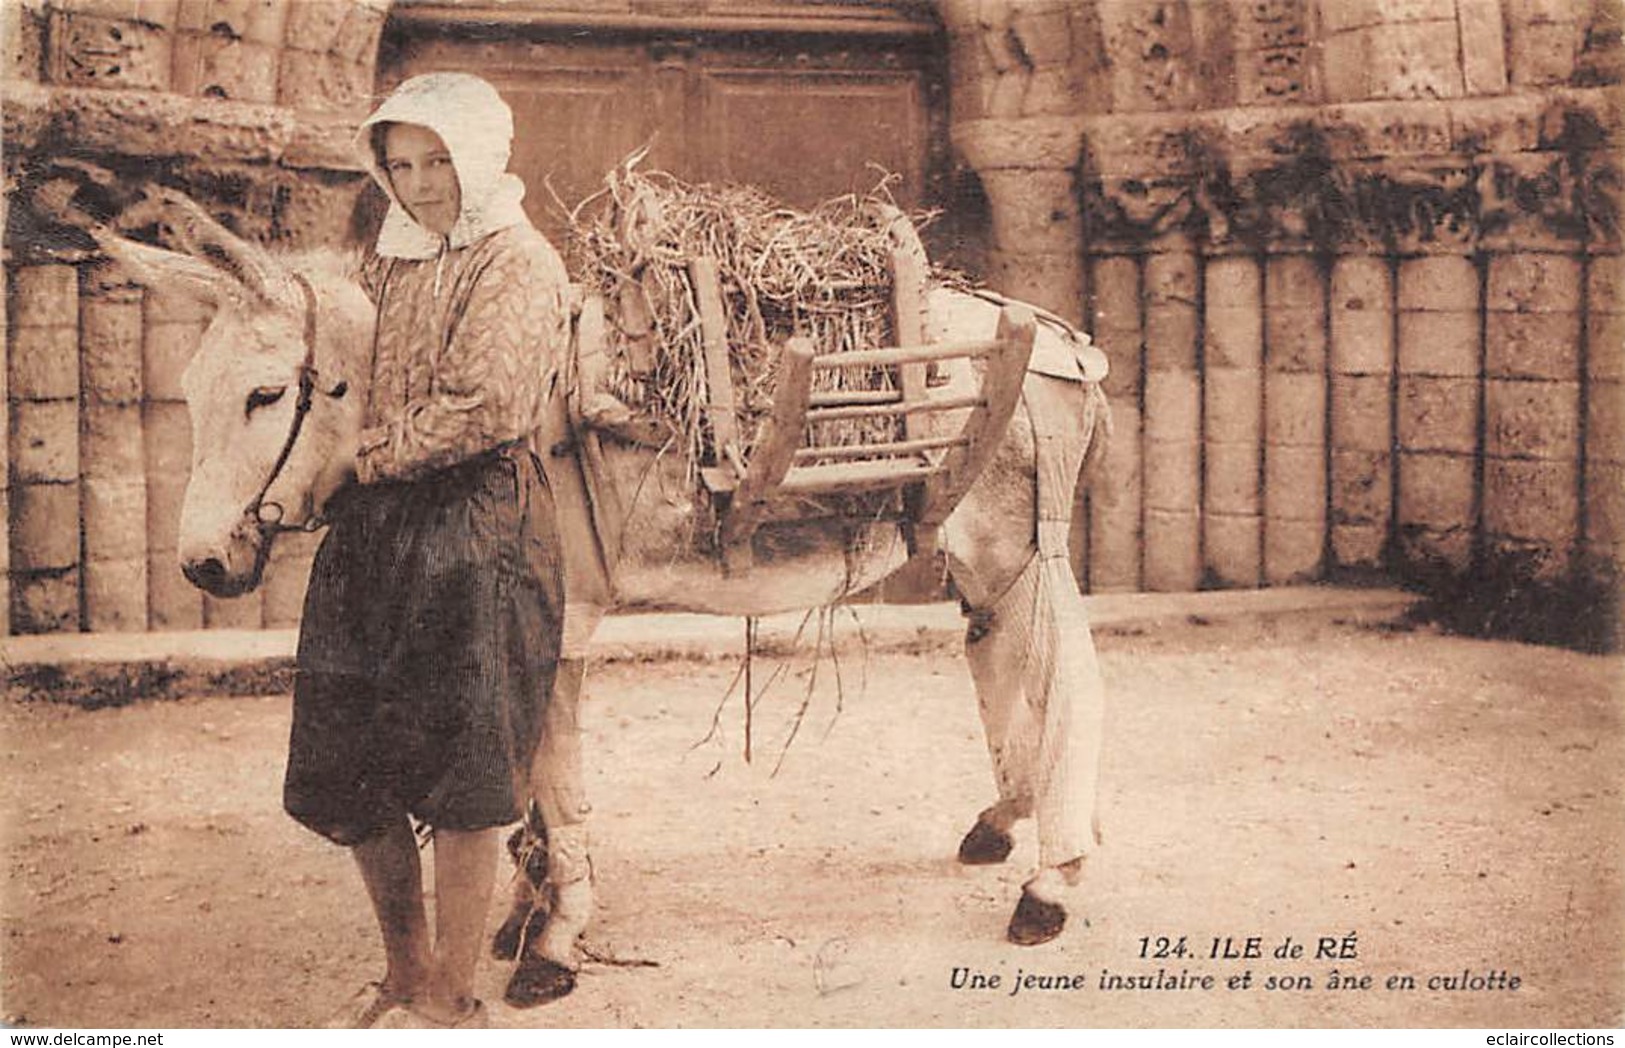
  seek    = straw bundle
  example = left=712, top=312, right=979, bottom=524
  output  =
left=566, top=163, right=933, bottom=478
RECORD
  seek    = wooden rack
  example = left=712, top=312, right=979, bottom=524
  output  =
left=693, top=250, right=1036, bottom=572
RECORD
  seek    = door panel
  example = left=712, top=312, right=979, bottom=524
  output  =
left=381, top=6, right=944, bottom=247
left=699, top=69, right=923, bottom=206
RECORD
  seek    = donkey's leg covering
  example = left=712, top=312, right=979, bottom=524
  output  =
left=529, top=658, right=592, bottom=968
left=966, top=554, right=1104, bottom=881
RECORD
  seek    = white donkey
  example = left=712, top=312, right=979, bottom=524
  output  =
left=94, top=187, right=1111, bottom=1005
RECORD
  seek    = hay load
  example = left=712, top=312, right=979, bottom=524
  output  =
left=565, top=160, right=937, bottom=477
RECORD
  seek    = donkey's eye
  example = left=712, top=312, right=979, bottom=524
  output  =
left=245, top=386, right=287, bottom=417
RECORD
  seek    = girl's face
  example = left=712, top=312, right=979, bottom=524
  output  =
left=382, top=123, right=461, bottom=236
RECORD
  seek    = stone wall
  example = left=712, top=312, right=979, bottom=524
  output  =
left=939, top=0, right=1623, bottom=646
left=3, top=0, right=1620, bottom=643
left=3, top=0, right=386, bottom=634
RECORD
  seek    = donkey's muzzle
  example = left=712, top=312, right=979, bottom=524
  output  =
left=182, top=555, right=258, bottom=598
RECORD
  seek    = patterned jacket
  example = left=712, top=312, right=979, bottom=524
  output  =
left=351, top=70, right=570, bottom=484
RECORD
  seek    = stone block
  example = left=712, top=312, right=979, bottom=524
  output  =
left=1320, top=31, right=1369, bottom=102
left=1588, top=312, right=1625, bottom=382
left=1364, top=19, right=1465, bottom=100
left=284, top=0, right=350, bottom=43
left=987, top=250, right=1085, bottom=323
left=1145, top=302, right=1199, bottom=371
left=1588, top=380, right=1623, bottom=464
left=11, top=570, right=81, bottom=634
left=10, top=482, right=81, bottom=572
left=1237, top=44, right=1313, bottom=107
left=276, top=47, right=370, bottom=112
left=143, top=284, right=213, bottom=326
left=1332, top=521, right=1388, bottom=569
left=1265, top=518, right=1325, bottom=585
left=48, top=10, right=173, bottom=91
left=142, top=319, right=205, bottom=402
left=982, top=169, right=1081, bottom=255
left=1204, top=368, right=1262, bottom=445
left=80, top=287, right=144, bottom=404
left=12, top=265, right=80, bottom=328
left=1398, top=255, right=1478, bottom=312
left=143, top=401, right=193, bottom=478
left=9, top=326, right=80, bottom=401
left=1266, top=307, right=1327, bottom=372
left=1398, top=451, right=1476, bottom=526
left=1396, top=525, right=1473, bottom=571
left=1584, top=460, right=1625, bottom=553
left=1143, top=369, right=1200, bottom=442
left=1320, top=0, right=1458, bottom=32
left=1204, top=513, right=1262, bottom=588
left=205, top=589, right=263, bottom=630
left=1330, top=307, right=1394, bottom=375
left=62, top=2, right=179, bottom=26
left=1332, top=255, right=1393, bottom=313
left=1086, top=503, right=1141, bottom=593
left=82, top=404, right=146, bottom=480
left=11, top=401, right=80, bottom=484
left=1484, top=457, right=1578, bottom=544
left=1458, top=0, right=1510, bottom=95
left=1144, top=437, right=1200, bottom=512
left=146, top=473, right=186, bottom=554
left=1332, top=448, right=1392, bottom=524
left=330, top=1, right=387, bottom=63
left=1485, top=311, right=1582, bottom=380
left=5, top=1, right=45, bottom=80
left=1087, top=399, right=1141, bottom=591
left=1486, top=253, right=1583, bottom=314
left=1485, top=379, right=1580, bottom=460
left=1265, top=444, right=1327, bottom=521
left=82, top=476, right=148, bottom=562
left=1509, top=20, right=1579, bottom=87
left=1206, top=440, right=1261, bottom=515
left=1090, top=255, right=1141, bottom=331
left=1266, top=371, right=1326, bottom=446
left=1266, top=254, right=1322, bottom=308
left=174, top=0, right=284, bottom=41
left=1142, top=508, right=1201, bottom=592
left=1397, top=375, right=1478, bottom=453
left=1331, top=374, right=1392, bottom=452
left=172, top=31, right=279, bottom=104
left=1398, top=311, right=1480, bottom=377
left=148, top=552, right=203, bottom=631
left=1588, top=254, right=1623, bottom=315
left=1323, top=99, right=1456, bottom=160
left=84, top=556, right=149, bottom=633
left=1449, top=94, right=1546, bottom=154
left=1207, top=306, right=1265, bottom=369
left=1096, top=331, right=1143, bottom=398
left=1145, top=250, right=1199, bottom=306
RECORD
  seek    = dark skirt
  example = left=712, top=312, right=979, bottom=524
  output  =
left=284, top=446, right=564, bottom=846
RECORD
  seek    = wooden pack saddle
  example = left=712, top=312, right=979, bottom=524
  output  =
left=564, top=245, right=1037, bottom=576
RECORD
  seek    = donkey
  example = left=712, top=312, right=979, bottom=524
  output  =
left=91, top=186, right=1111, bottom=1002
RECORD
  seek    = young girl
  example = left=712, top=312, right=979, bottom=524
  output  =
left=282, top=72, right=568, bottom=1028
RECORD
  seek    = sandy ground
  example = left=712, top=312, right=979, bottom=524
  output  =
left=1, top=613, right=1621, bottom=1029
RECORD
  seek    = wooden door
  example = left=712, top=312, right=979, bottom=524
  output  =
left=378, top=1, right=947, bottom=251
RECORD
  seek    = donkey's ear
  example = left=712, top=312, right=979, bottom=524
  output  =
left=92, top=228, right=246, bottom=310
left=147, top=186, right=302, bottom=313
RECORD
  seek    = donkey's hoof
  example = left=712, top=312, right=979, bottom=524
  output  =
left=491, top=909, right=547, bottom=961
left=1006, top=889, right=1066, bottom=946
left=505, top=956, right=577, bottom=1009
left=957, top=820, right=1014, bottom=865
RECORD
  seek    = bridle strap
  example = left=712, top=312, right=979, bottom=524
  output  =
left=245, top=272, right=328, bottom=537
